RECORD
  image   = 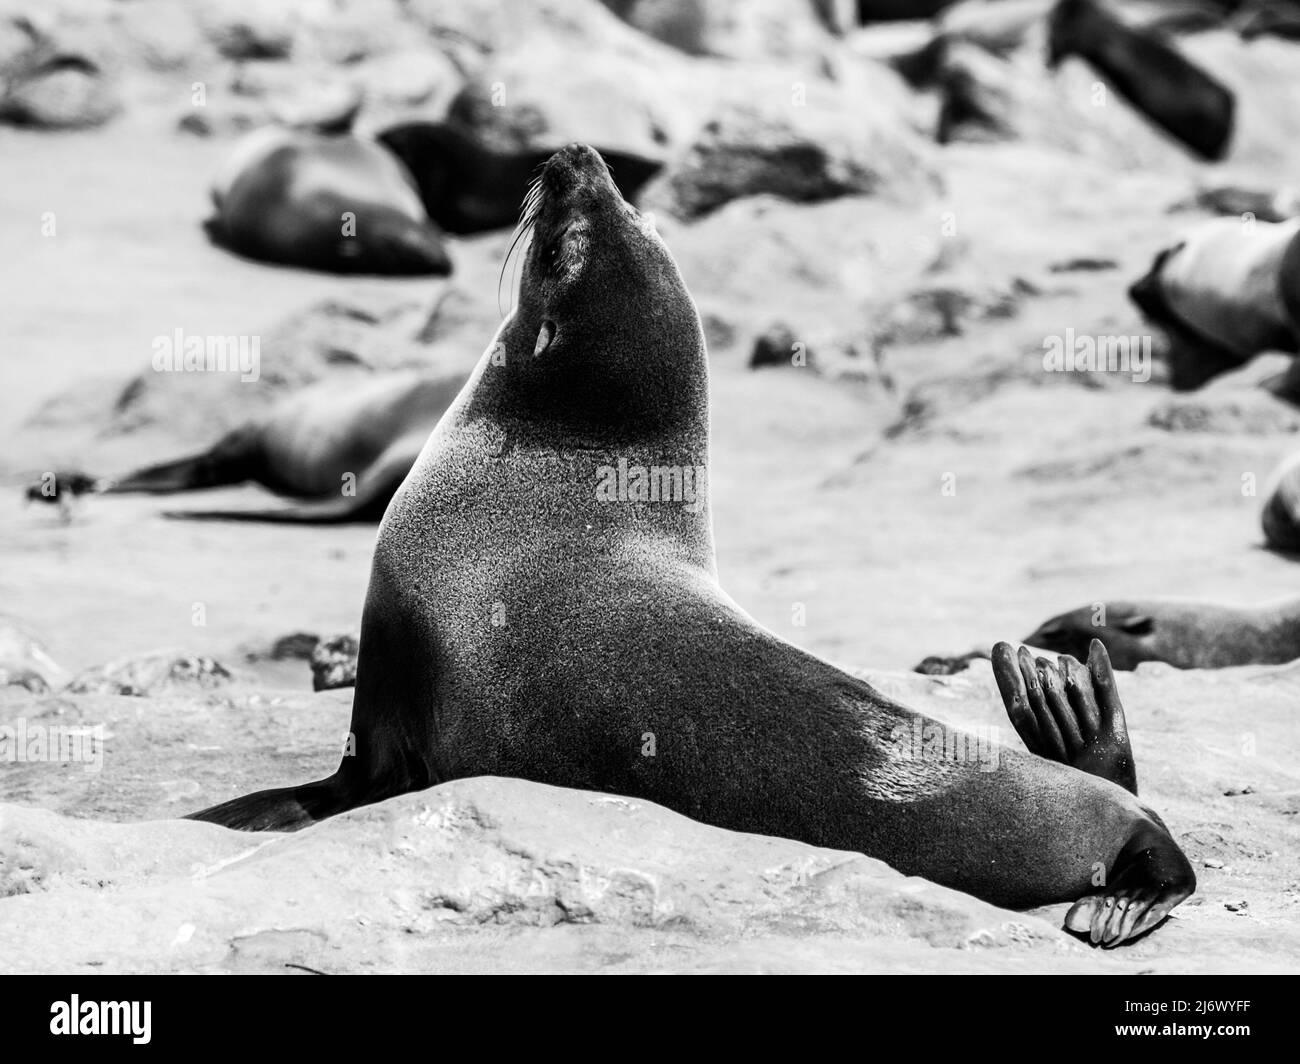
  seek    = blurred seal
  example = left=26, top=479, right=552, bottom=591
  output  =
left=206, top=126, right=452, bottom=275
left=1130, top=217, right=1300, bottom=389
left=376, top=120, right=663, bottom=234
left=72, top=371, right=462, bottom=523
left=1047, top=0, right=1234, bottom=161
left=1024, top=593, right=1300, bottom=668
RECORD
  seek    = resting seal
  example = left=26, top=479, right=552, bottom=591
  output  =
left=73, top=371, right=462, bottom=523
left=1262, top=449, right=1300, bottom=553
left=376, top=120, right=663, bottom=235
left=191, top=145, right=1193, bottom=945
left=1047, top=0, right=1235, bottom=161
left=206, top=126, right=452, bottom=275
left=1130, top=217, right=1300, bottom=389
left=1025, top=594, right=1300, bottom=669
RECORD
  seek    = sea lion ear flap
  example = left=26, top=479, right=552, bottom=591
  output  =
left=1117, top=614, right=1154, bottom=636
left=533, top=320, right=556, bottom=357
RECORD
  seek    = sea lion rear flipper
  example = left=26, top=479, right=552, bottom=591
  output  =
left=163, top=435, right=419, bottom=523
left=108, top=450, right=245, bottom=494
left=187, top=778, right=342, bottom=831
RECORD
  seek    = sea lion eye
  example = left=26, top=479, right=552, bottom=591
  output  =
left=534, top=320, right=555, bottom=357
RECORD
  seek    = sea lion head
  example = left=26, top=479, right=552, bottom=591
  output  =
left=483, top=144, right=707, bottom=443
left=1045, top=0, right=1090, bottom=69
left=1024, top=603, right=1156, bottom=670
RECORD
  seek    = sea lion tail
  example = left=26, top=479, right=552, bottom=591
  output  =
left=187, top=778, right=342, bottom=832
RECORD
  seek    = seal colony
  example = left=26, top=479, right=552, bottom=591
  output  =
left=191, top=145, right=1195, bottom=947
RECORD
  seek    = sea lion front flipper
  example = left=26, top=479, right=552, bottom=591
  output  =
left=992, top=641, right=1138, bottom=795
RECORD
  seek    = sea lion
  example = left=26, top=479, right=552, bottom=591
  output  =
left=206, top=126, right=452, bottom=275
left=1235, top=0, right=1300, bottom=41
left=55, top=371, right=462, bottom=523
left=375, top=120, right=664, bottom=234
left=1024, top=594, right=1300, bottom=668
left=1130, top=217, right=1300, bottom=390
left=189, top=144, right=1194, bottom=945
left=1046, top=0, right=1235, bottom=161
left=1262, top=449, right=1300, bottom=553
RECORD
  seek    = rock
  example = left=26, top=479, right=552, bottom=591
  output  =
left=111, top=0, right=208, bottom=72
left=879, top=274, right=1033, bottom=344
left=1048, top=257, right=1118, bottom=273
left=447, top=40, right=686, bottom=156
left=292, top=0, right=406, bottom=65
left=242, top=632, right=320, bottom=664
left=405, top=0, right=662, bottom=60
left=0, top=669, right=50, bottom=694
left=748, top=320, right=888, bottom=387
left=0, top=777, right=1073, bottom=973
left=0, top=618, right=66, bottom=690
left=700, top=311, right=738, bottom=351
left=66, top=652, right=233, bottom=697
left=0, top=16, right=121, bottom=130
left=1203, top=858, right=1224, bottom=869
left=913, top=650, right=990, bottom=675
left=597, top=0, right=841, bottom=64
left=226, top=65, right=364, bottom=132
left=310, top=633, right=359, bottom=691
left=1146, top=391, right=1300, bottom=435
left=936, top=0, right=1051, bottom=56
left=929, top=37, right=1202, bottom=171
left=197, top=0, right=296, bottom=60
left=351, top=48, right=463, bottom=122
left=937, top=42, right=1019, bottom=144
left=649, top=70, right=939, bottom=220
left=750, top=322, right=805, bottom=369
left=1173, top=183, right=1300, bottom=224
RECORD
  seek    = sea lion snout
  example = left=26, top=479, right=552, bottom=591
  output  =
left=538, top=144, right=621, bottom=212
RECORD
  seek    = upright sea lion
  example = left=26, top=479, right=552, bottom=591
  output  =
left=375, top=120, right=664, bottom=234
left=57, top=371, right=462, bottom=523
left=190, top=145, right=1194, bottom=945
left=1024, top=594, right=1300, bottom=668
left=1130, top=217, right=1300, bottom=389
left=1046, top=0, right=1235, bottom=161
left=206, top=126, right=452, bottom=275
